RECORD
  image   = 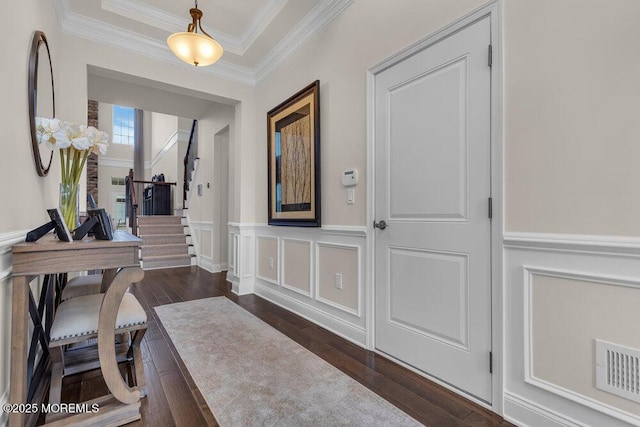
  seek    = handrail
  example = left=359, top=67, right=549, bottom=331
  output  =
left=133, top=180, right=177, bottom=186
left=126, top=169, right=138, bottom=236
left=183, top=120, right=198, bottom=208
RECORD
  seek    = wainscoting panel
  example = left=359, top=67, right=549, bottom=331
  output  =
left=230, top=224, right=367, bottom=345
left=282, top=239, right=312, bottom=297
left=256, top=236, right=278, bottom=285
left=504, top=232, right=640, bottom=427
left=316, top=242, right=360, bottom=316
left=190, top=221, right=224, bottom=273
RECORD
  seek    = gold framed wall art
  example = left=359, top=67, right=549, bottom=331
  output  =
left=267, top=81, right=321, bottom=227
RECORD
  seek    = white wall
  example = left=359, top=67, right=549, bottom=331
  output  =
left=189, top=104, right=235, bottom=272
left=150, top=112, right=179, bottom=160
left=505, top=0, right=640, bottom=236
left=0, top=1, right=64, bottom=235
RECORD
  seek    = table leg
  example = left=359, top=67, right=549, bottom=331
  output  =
left=9, top=276, right=29, bottom=427
left=97, top=266, right=144, bottom=405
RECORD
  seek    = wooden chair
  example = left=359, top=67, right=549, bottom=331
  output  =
left=47, top=268, right=147, bottom=422
left=60, top=274, right=103, bottom=302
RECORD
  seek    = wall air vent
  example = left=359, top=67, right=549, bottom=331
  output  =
left=595, top=339, right=640, bottom=402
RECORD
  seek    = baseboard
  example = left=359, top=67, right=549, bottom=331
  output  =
left=254, top=283, right=366, bottom=346
left=197, top=257, right=217, bottom=273
left=504, top=392, right=587, bottom=427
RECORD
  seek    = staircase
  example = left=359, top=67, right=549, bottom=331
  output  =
left=137, top=215, right=194, bottom=270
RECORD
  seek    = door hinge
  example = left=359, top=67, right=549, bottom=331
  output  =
left=489, top=351, right=493, bottom=374
left=488, top=197, right=493, bottom=219
left=488, top=44, right=493, bottom=67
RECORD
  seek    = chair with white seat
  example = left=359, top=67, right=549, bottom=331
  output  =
left=47, top=286, right=148, bottom=411
left=60, top=274, right=103, bottom=302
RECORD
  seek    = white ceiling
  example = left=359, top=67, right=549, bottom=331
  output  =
left=53, top=0, right=354, bottom=86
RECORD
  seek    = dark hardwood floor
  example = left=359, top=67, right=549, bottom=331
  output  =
left=54, top=267, right=511, bottom=426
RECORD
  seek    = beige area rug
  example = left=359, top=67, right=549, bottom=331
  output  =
left=154, top=297, right=422, bottom=426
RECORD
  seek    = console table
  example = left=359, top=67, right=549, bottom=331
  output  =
left=9, top=231, right=143, bottom=427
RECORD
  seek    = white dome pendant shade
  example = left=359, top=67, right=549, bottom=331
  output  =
left=167, top=1, right=223, bottom=67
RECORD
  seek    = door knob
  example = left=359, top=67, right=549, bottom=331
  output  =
left=373, top=220, right=387, bottom=230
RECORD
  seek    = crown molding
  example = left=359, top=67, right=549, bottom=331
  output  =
left=254, top=0, right=354, bottom=83
left=238, top=0, right=290, bottom=51
left=53, top=0, right=354, bottom=87
left=55, top=0, right=255, bottom=86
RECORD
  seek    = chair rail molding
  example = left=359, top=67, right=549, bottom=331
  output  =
left=504, top=231, right=640, bottom=256
left=0, top=230, right=30, bottom=282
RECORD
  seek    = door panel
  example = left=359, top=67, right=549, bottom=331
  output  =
left=375, top=17, right=492, bottom=402
left=388, top=247, right=468, bottom=348
left=389, top=57, right=468, bottom=221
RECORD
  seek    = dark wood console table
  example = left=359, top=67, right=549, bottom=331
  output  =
left=9, top=231, right=143, bottom=427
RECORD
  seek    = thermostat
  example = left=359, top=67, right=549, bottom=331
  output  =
left=342, top=169, right=358, bottom=187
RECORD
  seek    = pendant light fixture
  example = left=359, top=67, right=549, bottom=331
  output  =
left=167, top=0, right=223, bottom=67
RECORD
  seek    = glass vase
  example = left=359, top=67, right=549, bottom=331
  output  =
left=59, top=182, right=79, bottom=230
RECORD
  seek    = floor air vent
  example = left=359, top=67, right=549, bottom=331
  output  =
left=595, top=339, right=640, bottom=402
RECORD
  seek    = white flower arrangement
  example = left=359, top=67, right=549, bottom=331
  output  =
left=35, top=117, right=109, bottom=155
left=35, top=117, right=110, bottom=228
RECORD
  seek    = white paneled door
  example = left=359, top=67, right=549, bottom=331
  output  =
left=374, top=17, right=492, bottom=402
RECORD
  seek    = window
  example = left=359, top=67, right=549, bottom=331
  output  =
left=112, top=105, right=135, bottom=145
left=111, top=177, right=125, bottom=186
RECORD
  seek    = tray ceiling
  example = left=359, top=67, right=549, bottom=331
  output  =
left=53, top=0, right=354, bottom=85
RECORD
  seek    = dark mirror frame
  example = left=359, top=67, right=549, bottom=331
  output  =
left=29, top=30, right=55, bottom=177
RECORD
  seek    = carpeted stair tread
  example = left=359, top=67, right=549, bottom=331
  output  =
left=137, top=215, right=183, bottom=226
left=138, top=214, right=191, bottom=270
left=138, top=224, right=186, bottom=235
left=141, top=243, right=190, bottom=257
left=140, top=234, right=190, bottom=245
left=141, top=254, right=193, bottom=270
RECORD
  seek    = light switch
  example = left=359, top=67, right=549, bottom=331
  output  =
left=347, top=188, right=355, bottom=204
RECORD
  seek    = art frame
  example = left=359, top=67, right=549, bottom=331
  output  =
left=267, top=80, right=321, bottom=227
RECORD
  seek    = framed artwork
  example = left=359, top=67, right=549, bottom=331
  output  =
left=267, top=80, right=321, bottom=227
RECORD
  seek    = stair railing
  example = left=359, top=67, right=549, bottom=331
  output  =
left=183, top=120, right=198, bottom=209
left=125, top=169, right=139, bottom=236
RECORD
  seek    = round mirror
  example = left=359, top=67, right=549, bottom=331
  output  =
left=28, top=31, right=55, bottom=177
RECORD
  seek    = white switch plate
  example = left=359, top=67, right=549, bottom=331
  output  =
left=335, top=273, right=343, bottom=289
left=347, top=189, right=355, bottom=204
left=269, top=257, right=274, bottom=270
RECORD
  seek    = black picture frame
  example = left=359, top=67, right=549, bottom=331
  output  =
left=267, top=80, right=321, bottom=227
left=88, top=209, right=114, bottom=240
left=47, top=208, right=72, bottom=242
